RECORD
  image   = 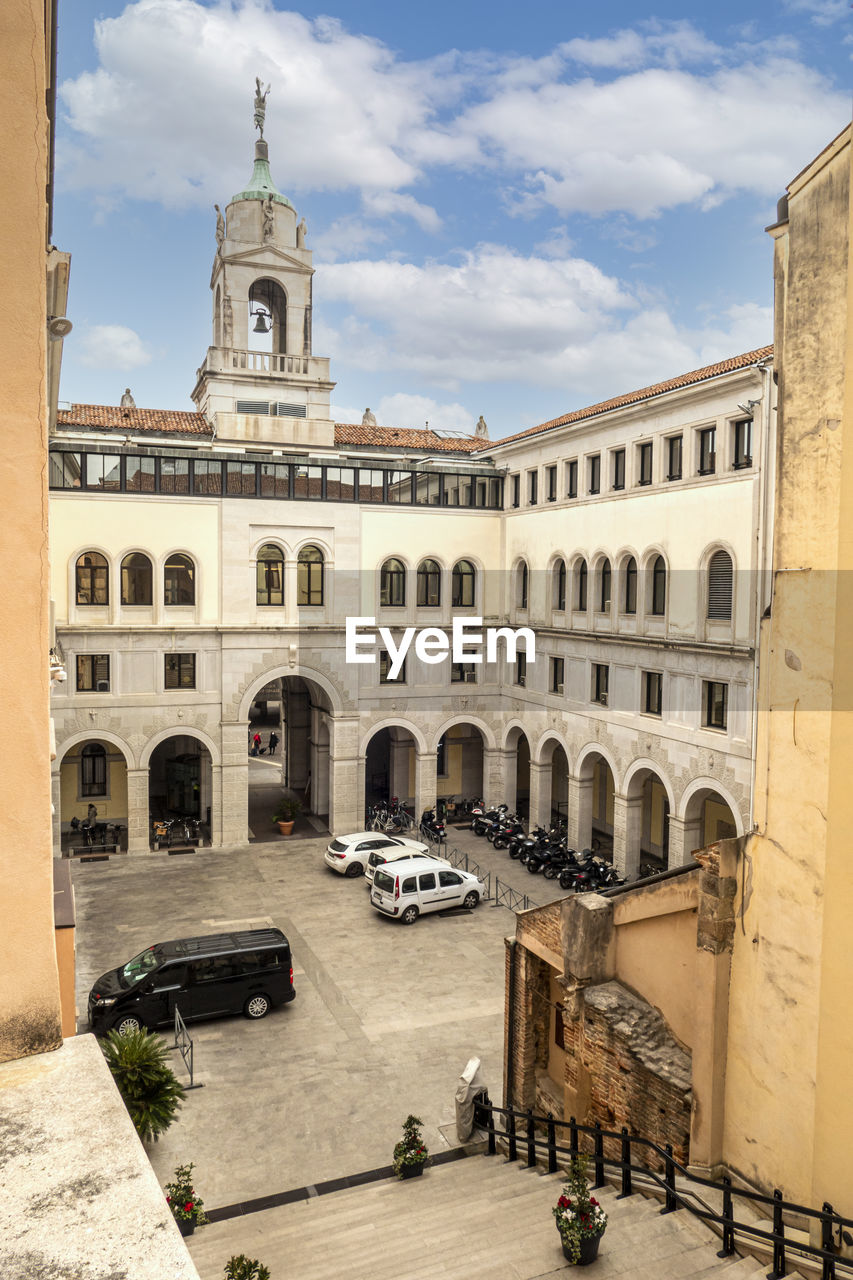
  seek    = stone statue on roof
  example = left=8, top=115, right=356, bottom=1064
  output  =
left=262, top=194, right=275, bottom=242
left=214, top=204, right=225, bottom=250
left=475, top=414, right=489, bottom=439
left=297, top=217, right=307, bottom=249
left=362, top=407, right=377, bottom=427
left=120, top=388, right=136, bottom=408
left=254, top=77, right=270, bottom=138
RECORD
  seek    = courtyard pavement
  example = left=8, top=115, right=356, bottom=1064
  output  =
left=71, top=836, right=517, bottom=1211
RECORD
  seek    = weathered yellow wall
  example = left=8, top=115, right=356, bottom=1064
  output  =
left=59, top=744, right=128, bottom=824
left=0, top=0, right=63, bottom=1060
left=54, top=928, right=76, bottom=1038
left=724, top=126, right=852, bottom=1207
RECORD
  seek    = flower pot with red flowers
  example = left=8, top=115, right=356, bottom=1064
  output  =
left=392, top=1114, right=430, bottom=1179
left=552, top=1155, right=607, bottom=1265
left=164, top=1162, right=207, bottom=1237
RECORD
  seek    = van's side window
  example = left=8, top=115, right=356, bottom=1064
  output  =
left=261, top=950, right=284, bottom=969
left=153, top=962, right=186, bottom=988
left=236, top=951, right=261, bottom=972
left=418, top=872, right=437, bottom=890
left=402, top=876, right=417, bottom=893
left=439, top=871, right=463, bottom=887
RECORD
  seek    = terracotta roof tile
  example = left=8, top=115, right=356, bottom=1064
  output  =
left=56, top=404, right=211, bottom=435
left=474, top=345, right=774, bottom=451
left=333, top=423, right=483, bottom=452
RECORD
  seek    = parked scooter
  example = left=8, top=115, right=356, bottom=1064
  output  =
left=420, top=808, right=446, bottom=842
left=471, top=803, right=508, bottom=837
left=491, top=817, right=525, bottom=850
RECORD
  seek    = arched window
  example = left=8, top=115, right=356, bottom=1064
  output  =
left=553, top=559, right=567, bottom=611
left=416, top=559, right=441, bottom=607
left=623, top=557, right=637, bottom=615
left=76, top=552, right=109, bottom=606
left=517, top=561, right=529, bottom=610
left=121, top=553, right=152, bottom=605
left=380, top=558, right=406, bottom=607
left=650, top=555, right=667, bottom=616
left=451, top=559, right=476, bottom=608
left=707, top=550, right=733, bottom=619
left=575, top=559, right=588, bottom=611
left=298, top=545, right=324, bottom=606
left=164, top=553, right=195, bottom=606
left=81, top=743, right=107, bottom=797
left=598, top=559, right=612, bottom=611
left=249, top=277, right=287, bottom=354
left=256, top=544, right=284, bottom=606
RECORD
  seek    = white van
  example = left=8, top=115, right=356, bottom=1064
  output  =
left=370, top=856, right=484, bottom=925
left=364, top=846, right=450, bottom=887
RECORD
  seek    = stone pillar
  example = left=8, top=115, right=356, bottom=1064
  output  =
left=126, top=768, right=150, bottom=855
left=51, top=771, right=62, bottom=857
left=328, top=716, right=361, bottom=835
left=612, top=793, right=643, bottom=879
left=567, top=774, right=593, bottom=850
left=667, top=813, right=704, bottom=868
left=415, top=749, right=437, bottom=819
left=483, top=747, right=510, bottom=808
left=220, top=721, right=249, bottom=847
left=498, top=748, right=517, bottom=811
left=527, top=760, right=551, bottom=829
left=314, top=742, right=330, bottom=816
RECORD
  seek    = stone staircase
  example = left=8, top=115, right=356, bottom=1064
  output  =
left=188, top=1154, right=805, bottom=1280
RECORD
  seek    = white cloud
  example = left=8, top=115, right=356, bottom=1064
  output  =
left=374, top=393, right=477, bottom=434
left=76, top=324, right=153, bottom=370
left=784, top=0, right=850, bottom=24
left=561, top=21, right=721, bottom=70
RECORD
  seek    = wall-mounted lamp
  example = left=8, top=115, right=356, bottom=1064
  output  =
left=737, top=399, right=761, bottom=415
left=48, top=315, right=73, bottom=340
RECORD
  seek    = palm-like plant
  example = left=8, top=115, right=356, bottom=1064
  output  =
left=224, top=1258, right=271, bottom=1280
left=101, top=1028, right=186, bottom=1142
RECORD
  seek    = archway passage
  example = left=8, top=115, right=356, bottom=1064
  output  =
left=364, top=726, right=416, bottom=817
left=623, top=765, right=672, bottom=876
left=148, top=734, right=212, bottom=849
left=680, top=787, right=739, bottom=860
left=504, top=727, right=531, bottom=819
left=550, top=743, right=569, bottom=830
left=58, top=738, right=129, bottom=853
left=436, top=722, right=485, bottom=813
left=576, top=751, right=615, bottom=856
left=248, top=674, right=331, bottom=840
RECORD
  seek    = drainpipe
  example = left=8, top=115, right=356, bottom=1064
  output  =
left=504, top=938, right=517, bottom=1109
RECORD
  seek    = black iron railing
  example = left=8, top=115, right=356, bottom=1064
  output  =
left=474, top=1097, right=853, bottom=1280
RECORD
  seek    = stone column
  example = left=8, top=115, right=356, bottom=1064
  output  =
left=328, top=716, right=361, bottom=835
left=126, top=768, right=151, bottom=855
left=482, top=747, right=510, bottom=808
left=612, top=793, right=643, bottom=879
left=498, top=748, right=517, bottom=811
left=414, top=749, right=437, bottom=819
left=567, top=774, right=593, bottom=850
left=527, top=760, right=552, bottom=829
left=220, top=721, right=249, bottom=847
left=667, top=813, right=704, bottom=867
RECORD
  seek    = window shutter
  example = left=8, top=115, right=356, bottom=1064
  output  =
left=708, top=551, right=733, bottom=619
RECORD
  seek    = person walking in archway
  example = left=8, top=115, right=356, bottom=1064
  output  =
left=268, top=731, right=279, bottom=756
left=252, top=731, right=261, bottom=756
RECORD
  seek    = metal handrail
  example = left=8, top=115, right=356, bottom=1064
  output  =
left=475, top=1098, right=851, bottom=1279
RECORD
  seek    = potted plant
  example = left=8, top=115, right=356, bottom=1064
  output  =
left=392, top=1114, right=430, bottom=1179
left=552, top=1155, right=608, bottom=1265
left=272, top=798, right=301, bottom=836
left=163, top=1162, right=208, bottom=1237
left=224, top=1258, right=270, bottom=1280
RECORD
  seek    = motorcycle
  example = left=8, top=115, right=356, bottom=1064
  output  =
left=420, top=808, right=446, bottom=843
left=492, top=818, right=525, bottom=850
left=471, top=803, right=507, bottom=837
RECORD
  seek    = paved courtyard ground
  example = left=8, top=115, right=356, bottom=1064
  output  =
left=71, top=836, right=518, bottom=1210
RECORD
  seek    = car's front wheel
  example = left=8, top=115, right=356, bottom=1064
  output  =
left=244, top=994, right=271, bottom=1019
left=463, top=891, right=480, bottom=911
left=112, top=1013, right=144, bottom=1036
left=401, top=905, right=419, bottom=925
left=345, top=861, right=364, bottom=878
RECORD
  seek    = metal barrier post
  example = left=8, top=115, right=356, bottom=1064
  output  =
left=618, top=1127, right=632, bottom=1198
left=593, top=1122, right=605, bottom=1188
left=547, top=1114, right=557, bottom=1175
left=771, top=1188, right=787, bottom=1279
left=507, top=1110, right=518, bottom=1163
left=821, top=1203, right=836, bottom=1280
left=717, top=1176, right=735, bottom=1257
left=662, top=1144, right=677, bottom=1214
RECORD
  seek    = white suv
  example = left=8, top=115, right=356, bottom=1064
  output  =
left=324, top=832, right=429, bottom=878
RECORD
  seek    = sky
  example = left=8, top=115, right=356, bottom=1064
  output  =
left=55, top=0, right=853, bottom=439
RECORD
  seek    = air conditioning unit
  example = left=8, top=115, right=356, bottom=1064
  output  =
left=96, top=680, right=110, bottom=692
left=598, top=691, right=608, bottom=706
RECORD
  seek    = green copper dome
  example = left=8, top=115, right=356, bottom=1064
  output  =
left=231, top=141, right=293, bottom=208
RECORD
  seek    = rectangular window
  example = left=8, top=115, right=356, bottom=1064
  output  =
left=643, top=670, right=662, bottom=716
left=76, top=654, right=110, bottom=693
left=293, top=465, right=323, bottom=499
left=49, top=451, right=82, bottom=488
left=592, top=663, right=609, bottom=705
left=81, top=748, right=107, bottom=797
left=325, top=467, right=355, bottom=501
left=588, top=454, right=600, bottom=494
left=379, top=650, right=406, bottom=684
left=550, top=656, right=565, bottom=695
left=226, top=461, right=257, bottom=495
left=528, top=470, right=538, bottom=505
left=359, top=469, right=385, bottom=503
left=259, top=462, right=290, bottom=498
left=703, top=680, right=728, bottom=730
left=165, top=653, right=196, bottom=690
left=160, top=458, right=190, bottom=494
left=126, top=456, right=156, bottom=492
left=515, top=652, right=527, bottom=687
left=638, top=441, right=653, bottom=486
left=416, top=473, right=441, bottom=506
left=566, top=459, right=578, bottom=499
left=733, top=418, right=753, bottom=469
left=612, top=449, right=625, bottom=491
left=193, top=459, right=223, bottom=494
left=667, top=435, right=683, bottom=481
left=85, top=454, right=121, bottom=491
left=451, top=662, right=477, bottom=684
left=698, top=427, right=716, bottom=475
left=546, top=465, right=557, bottom=501
left=511, top=474, right=520, bottom=508
left=387, top=470, right=413, bottom=504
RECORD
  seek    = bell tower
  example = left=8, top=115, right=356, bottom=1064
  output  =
left=191, top=80, right=335, bottom=447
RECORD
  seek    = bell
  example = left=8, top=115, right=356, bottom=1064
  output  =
left=253, top=312, right=270, bottom=334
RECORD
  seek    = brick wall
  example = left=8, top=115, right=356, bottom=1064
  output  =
left=518, top=900, right=562, bottom=958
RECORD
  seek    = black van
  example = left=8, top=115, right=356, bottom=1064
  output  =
left=87, top=928, right=294, bottom=1035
